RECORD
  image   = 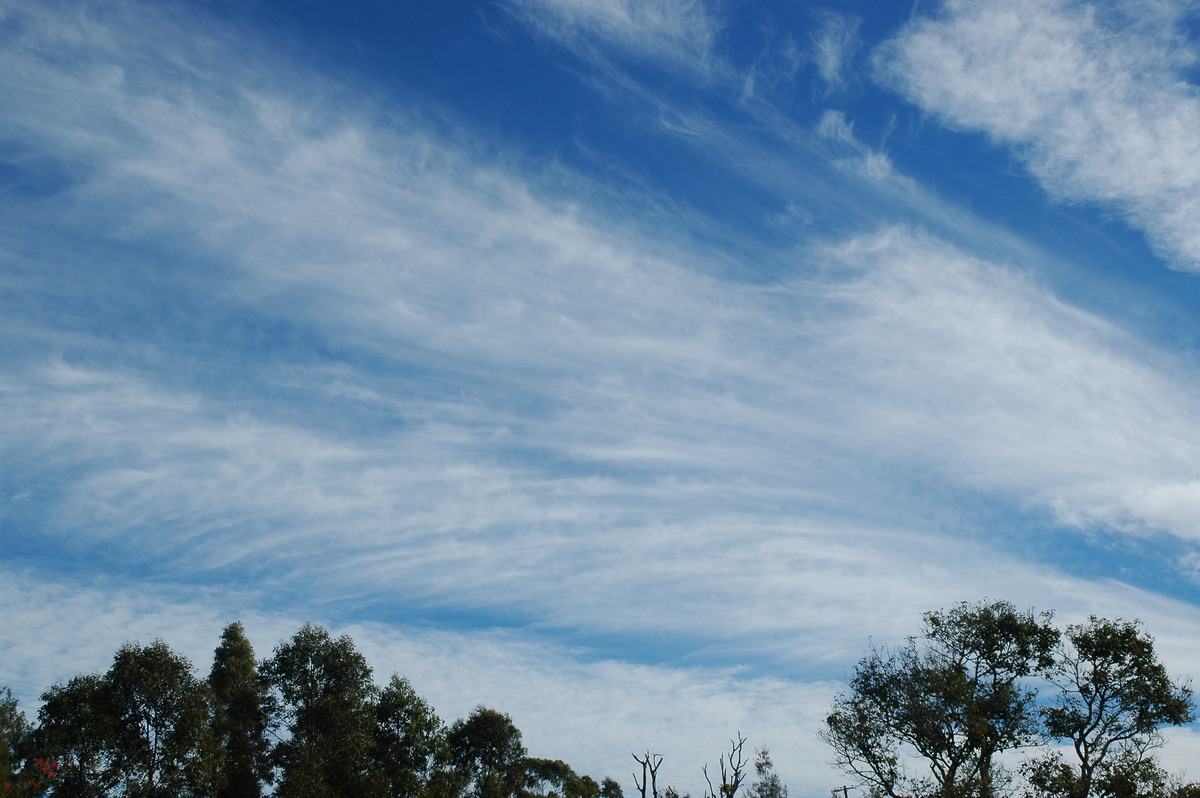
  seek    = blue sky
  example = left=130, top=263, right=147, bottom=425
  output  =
left=4, top=0, right=1200, bottom=791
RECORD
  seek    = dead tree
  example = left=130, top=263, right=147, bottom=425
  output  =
left=703, top=734, right=748, bottom=798
left=633, top=752, right=663, bottom=798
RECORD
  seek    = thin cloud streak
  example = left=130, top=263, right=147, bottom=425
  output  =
left=503, top=0, right=722, bottom=76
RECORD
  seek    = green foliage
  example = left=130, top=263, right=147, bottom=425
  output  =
left=601, top=777, right=625, bottom=798
left=525, top=757, right=600, bottom=798
left=19, top=600, right=1194, bottom=798
left=1092, top=750, right=1168, bottom=798
left=108, top=640, right=220, bottom=796
left=37, top=672, right=114, bottom=797
left=209, top=621, right=273, bottom=797
left=263, top=624, right=377, bottom=798
left=745, top=748, right=786, bottom=798
left=448, top=706, right=527, bottom=798
left=922, top=600, right=1059, bottom=797
left=371, top=674, right=452, bottom=798
left=824, top=602, right=1197, bottom=798
left=1042, top=617, right=1194, bottom=798
left=1024, top=753, right=1081, bottom=798
left=13, top=621, right=632, bottom=798
left=37, top=641, right=218, bottom=798
left=1, top=688, right=51, bottom=797
left=1, top=688, right=31, bottom=789
left=822, top=600, right=1060, bottom=798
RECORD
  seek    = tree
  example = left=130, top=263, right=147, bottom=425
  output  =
left=601, top=777, right=625, bottom=798
left=523, top=758, right=598, bottom=798
left=822, top=600, right=1058, bottom=798
left=263, top=624, right=378, bottom=798
left=37, top=673, right=114, bottom=797
left=703, top=734, right=747, bottom=798
left=104, top=639, right=220, bottom=797
left=1090, top=749, right=1168, bottom=798
left=632, top=753, right=662, bottom=798
left=447, top=707, right=527, bottom=798
left=37, top=641, right=218, bottom=798
left=209, top=621, right=273, bottom=798
left=1038, top=617, right=1193, bottom=798
left=1, top=688, right=29, bottom=789
left=745, top=748, right=786, bottom=798
left=370, top=674, right=451, bottom=798
left=579, top=776, right=603, bottom=798
left=1, top=687, right=52, bottom=797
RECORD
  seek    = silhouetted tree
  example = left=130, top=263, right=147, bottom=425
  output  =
left=823, top=600, right=1058, bottom=798
left=105, top=640, right=220, bottom=796
left=37, top=673, right=113, bottom=797
left=601, top=776, right=625, bottom=798
left=1, top=687, right=47, bottom=796
left=263, top=624, right=377, bottom=797
left=447, top=707, right=526, bottom=798
left=37, top=641, right=218, bottom=797
left=703, top=734, right=747, bottom=798
left=1027, top=617, right=1193, bottom=798
left=209, top=621, right=272, bottom=797
left=371, top=674, right=451, bottom=798
left=632, top=753, right=662, bottom=798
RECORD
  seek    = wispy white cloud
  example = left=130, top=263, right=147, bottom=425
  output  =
left=503, top=0, right=722, bottom=75
left=810, top=228, right=1200, bottom=539
left=6, top=0, right=1200, bottom=642
left=877, top=0, right=1200, bottom=270
left=811, top=11, right=861, bottom=93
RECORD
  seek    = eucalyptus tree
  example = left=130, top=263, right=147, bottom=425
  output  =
left=601, top=777, right=625, bottom=798
left=37, top=673, right=114, bottom=797
left=262, top=624, right=378, bottom=798
left=370, top=674, right=452, bottom=798
left=447, top=706, right=527, bottom=798
left=1027, top=617, right=1194, bottom=798
left=745, top=748, right=786, bottom=798
left=822, top=600, right=1058, bottom=798
left=1, top=687, right=43, bottom=795
left=104, top=639, right=220, bottom=797
left=38, top=641, right=218, bottom=798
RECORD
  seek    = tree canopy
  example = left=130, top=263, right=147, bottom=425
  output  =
left=3, top=600, right=1196, bottom=798
left=823, top=600, right=1195, bottom=798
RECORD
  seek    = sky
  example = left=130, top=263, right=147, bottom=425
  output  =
left=4, top=0, right=1200, bottom=792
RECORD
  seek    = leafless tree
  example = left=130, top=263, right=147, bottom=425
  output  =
left=633, top=751, right=663, bottom=798
left=703, top=734, right=748, bottom=798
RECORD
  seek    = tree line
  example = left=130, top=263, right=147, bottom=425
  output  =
left=0, top=621, right=785, bottom=798
left=2, top=600, right=1196, bottom=798
left=823, top=600, right=1197, bottom=798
